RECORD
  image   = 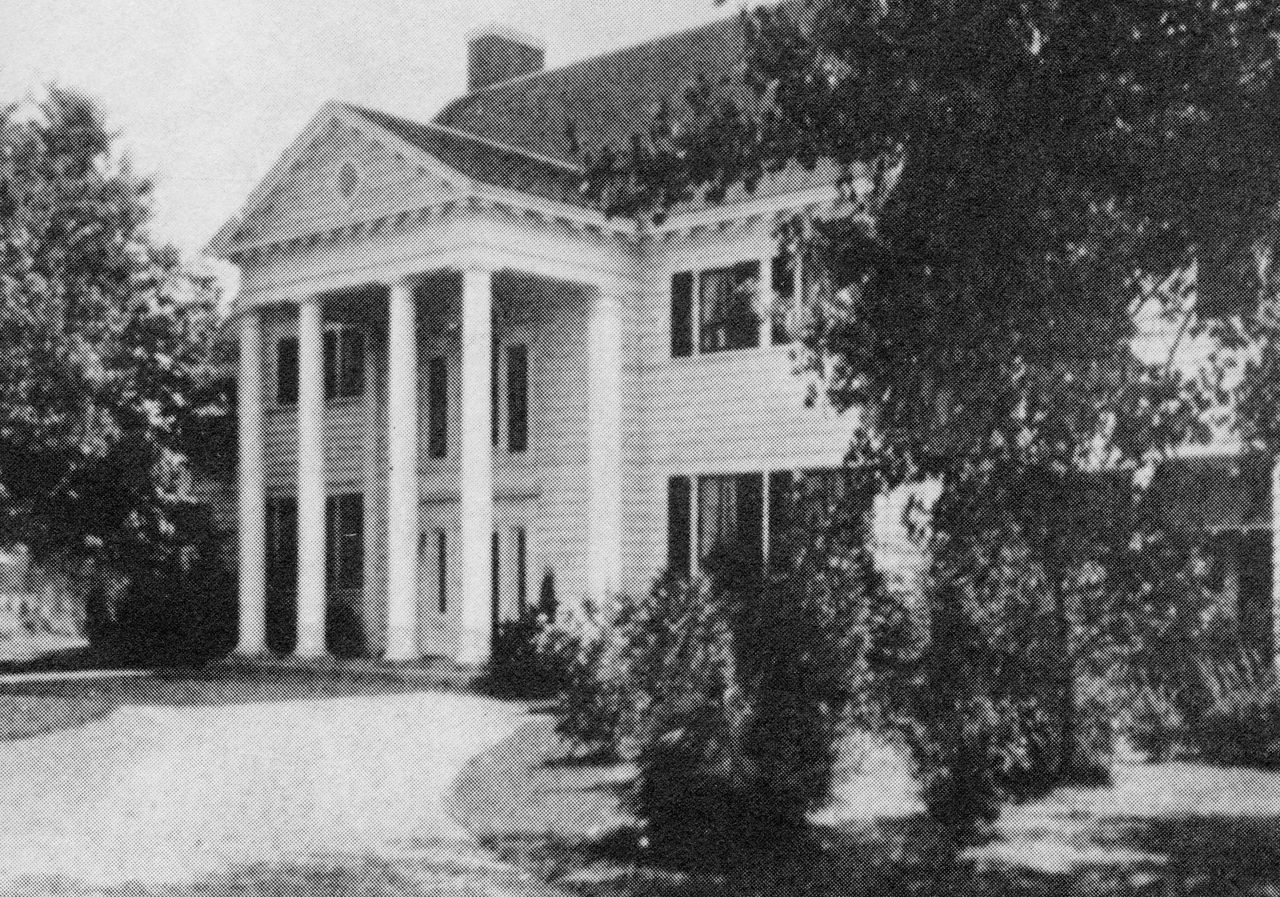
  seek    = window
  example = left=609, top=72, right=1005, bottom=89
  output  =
left=699, top=261, right=761, bottom=353
left=276, top=338, right=299, bottom=405
left=275, top=329, right=364, bottom=405
left=266, top=496, right=298, bottom=592
left=666, top=473, right=763, bottom=579
left=324, top=328, right=365, bottom=400
left=325, top=493, right=364, bottom=591
left=436, top=529, right=448, bottom=614
left=507, top=344, right=528, bottom=453
left=697, top=473, right=763, bottom=566
left=429, top=357, right=448, bottom=458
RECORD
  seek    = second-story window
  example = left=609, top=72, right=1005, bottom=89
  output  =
left=324, top=328, right=365, bottom=400
left=276, top=337, right=299, bottom=405
left=699, top=261, right=761, bottom=353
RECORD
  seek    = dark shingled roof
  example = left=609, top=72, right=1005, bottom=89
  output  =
left=433, top=16, right=750, bottom=166
left=352, top=12, right=829, bottom=214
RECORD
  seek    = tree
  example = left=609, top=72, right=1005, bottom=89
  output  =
left=584, top=1, right=1280, bottom=826
left=0, top=87, right=222, bottom=579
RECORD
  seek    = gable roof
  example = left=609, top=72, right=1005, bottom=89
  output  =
left=343, top=103, right=593, bottom=208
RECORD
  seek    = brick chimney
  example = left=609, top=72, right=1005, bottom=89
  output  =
left=467, top=25, right=546, bottom=92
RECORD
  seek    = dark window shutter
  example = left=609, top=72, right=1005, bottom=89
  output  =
left=668, top=476, right=691, bottom=577
left=437, top=530, right=448, bottom=614
left=507, top=344, right=528, bottom=453
left=671, top=272, right=693, bottom=357
left=768, top=470, right=795, bottom=567
left=323, top=330, right=338, bottom=400
left=737, top=473, right=764, bottom=566
left=276, top=338, right=299, bottom=405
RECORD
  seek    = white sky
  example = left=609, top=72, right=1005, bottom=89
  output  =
left=0, top=0, right=736, bottom=254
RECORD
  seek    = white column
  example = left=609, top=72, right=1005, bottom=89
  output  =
left=385, top=278, right=421, bottom=661
left=235, top=309, right=267, bottom=656
left=295, top=297, right=327, bottom=657
left=361, top=328, right=384, bottom=655
left=458, top=266, right=494, bottom=664
left=587, top=291, right=623, bottom=603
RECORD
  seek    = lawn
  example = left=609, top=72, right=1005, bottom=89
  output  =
left=450, top=715, right=1280, bottom=897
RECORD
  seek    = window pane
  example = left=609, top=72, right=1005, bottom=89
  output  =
left=339, top=330, right=365, bottom=398
left=491, top=531, right=501, bottom=634
left=429, top=357, right=448, bottom=458
left=267, top=496, right=298, bottom=590
left=507, top=344, right=528, bottom=453
left=276, top=338, right=299, bottom=405
left=699, top=262, right=760, bottom=352
left=491, top=334, right=500, bottom=446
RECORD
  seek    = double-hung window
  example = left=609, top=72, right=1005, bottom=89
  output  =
left=671, top=253, right=799, bottom=357
left=324, top=328, right=365, bottom=400
left=274, top=326, right=365, bottom=405
left=666, top=473, right=763, bottom=577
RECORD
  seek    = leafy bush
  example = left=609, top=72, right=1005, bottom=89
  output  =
left=484, top=587, right=574, bottom=699
left=1192, top=681, right=1280, bottom=767
left=99, top=539, right=236, bottom=667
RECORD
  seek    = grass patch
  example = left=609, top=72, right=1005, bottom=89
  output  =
left=0, top=692, right=112, bottom=741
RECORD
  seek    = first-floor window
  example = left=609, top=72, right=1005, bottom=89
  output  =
left=667, top=473, right=763, bottom=578
left=326, top=493, right=364, bottom=590
left=266, top=496, right=298, bottom=591
left=515, top=526, right=528, bottom=615
left=667, top=468, right=869, bottom=580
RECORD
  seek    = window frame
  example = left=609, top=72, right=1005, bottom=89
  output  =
left=274, top=326, right=365, bottom=407
left=670, top=247, right=798, bottom=359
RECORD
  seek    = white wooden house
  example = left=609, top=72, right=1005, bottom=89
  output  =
left=206, top=17, right=936, bottom=662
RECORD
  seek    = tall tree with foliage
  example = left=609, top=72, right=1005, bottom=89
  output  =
left=0, top=87, right=222, bottom=577
left=584, top=1, right=1280, bottom=826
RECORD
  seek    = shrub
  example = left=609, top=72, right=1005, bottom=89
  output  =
left=103, top=539, right=236, bottom=667
left=1185, top=656, right=1280, bottom=768
left=484, top=588, right=573, bottom=699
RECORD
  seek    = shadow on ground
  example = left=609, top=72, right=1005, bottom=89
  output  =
left=452, top=716, right=1280, bottom=897
left=0, top=840, right=563, bottom=897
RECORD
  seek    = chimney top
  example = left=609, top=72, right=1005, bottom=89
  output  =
left=467, top=25, right=547, bottom=92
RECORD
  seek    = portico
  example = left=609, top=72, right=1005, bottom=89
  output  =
left=234, top=260, right=624, bottom=664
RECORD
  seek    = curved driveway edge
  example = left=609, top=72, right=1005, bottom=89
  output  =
left=0, top=684, right=563, bottom=896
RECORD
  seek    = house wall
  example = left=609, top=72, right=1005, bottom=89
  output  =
left=617, top=223, right=866, bottom=598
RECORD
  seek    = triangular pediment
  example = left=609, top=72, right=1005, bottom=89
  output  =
left=213, top=103, right=465, bottom=254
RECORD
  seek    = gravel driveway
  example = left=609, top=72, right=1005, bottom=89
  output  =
left=0, top=681, right=559, bottom=896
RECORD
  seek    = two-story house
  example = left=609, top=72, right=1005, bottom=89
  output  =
left=208, top=15, right=918, bottom=664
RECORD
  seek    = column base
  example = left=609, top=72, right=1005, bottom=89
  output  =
left=456, top=628, right=491, bottom=666
left=234, top=643, right=269, bottom=658
left=291, top=644, right=329, bottom=660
